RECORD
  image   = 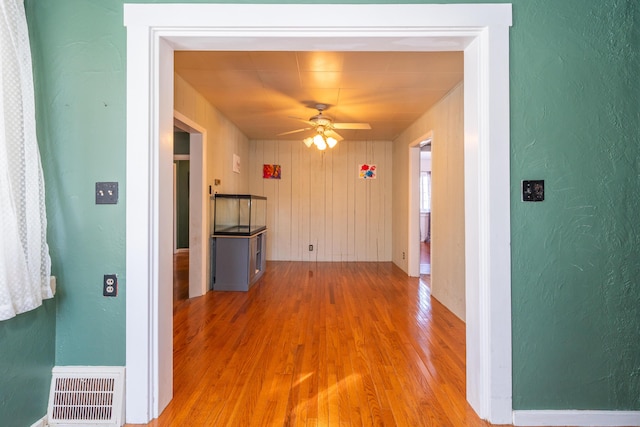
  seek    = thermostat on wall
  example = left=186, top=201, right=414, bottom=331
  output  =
left=522, top=180, right=544, bottom=202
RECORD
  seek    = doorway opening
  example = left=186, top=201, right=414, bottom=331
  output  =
left=419, top=138, right=432, bottom=278
left=173, top=130, right=190, bottom=255
left=173, top=129, right=190, bottom=304
left=124, top=4, right=512, bottom=424
left=173, top=115, right=208, bottom=301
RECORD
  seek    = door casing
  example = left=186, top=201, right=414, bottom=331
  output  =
left=124, top=3, right=513, bottom=424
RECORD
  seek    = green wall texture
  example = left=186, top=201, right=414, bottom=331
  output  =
left=0, top=300, right=55, bottom=427
left=10, top=0, right=637, bottom=422
left=509, top=1, right=639, bottom=410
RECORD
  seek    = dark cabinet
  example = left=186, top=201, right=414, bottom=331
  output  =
left=211, top=231, right=266, bottom=291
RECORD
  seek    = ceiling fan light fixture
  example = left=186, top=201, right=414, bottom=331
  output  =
left=314, top=134, right=327, bottom=150
left=291, top=103, right=369, bottom=150
left=304, top=132, right=338, bottom=151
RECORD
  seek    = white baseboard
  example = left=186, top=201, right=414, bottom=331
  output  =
left=513, top=410, right=640, bottom=426
left=30, top=415, right=47, bottom=427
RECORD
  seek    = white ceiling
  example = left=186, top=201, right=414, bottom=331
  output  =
left=174, top=51, right=463, bottom=141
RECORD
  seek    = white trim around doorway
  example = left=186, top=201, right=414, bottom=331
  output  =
left=124, top=3, right=513, bottom=424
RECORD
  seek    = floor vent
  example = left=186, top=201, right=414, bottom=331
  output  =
left=47, top=366, right=125, bottom=427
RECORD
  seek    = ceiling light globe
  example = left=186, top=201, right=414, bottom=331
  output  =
left=326, top=137, right=338, bottom=148
left=303, top=137, right=314, bottom=148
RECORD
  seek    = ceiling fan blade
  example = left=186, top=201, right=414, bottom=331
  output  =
left=289, top=116, right=316, bottom=126
left=277, top=127, right=312, bottom=136
left=325, top=130, right=344, bottom=141
left=333, top=122, right=371, bottom=130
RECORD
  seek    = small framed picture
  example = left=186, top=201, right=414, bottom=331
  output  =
left=263, top=164, right=281, bottom=179
left=359, top=164, right=376, bottom=179
left=233, top=154, right=240, bottom=174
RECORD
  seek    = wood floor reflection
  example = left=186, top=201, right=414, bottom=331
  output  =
left=128, top=255, right=506, bottom=427
left=420, top=241, right=431, bottom=276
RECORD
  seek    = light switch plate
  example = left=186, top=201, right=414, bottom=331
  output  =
left=96, top=182, right=118, bottom=204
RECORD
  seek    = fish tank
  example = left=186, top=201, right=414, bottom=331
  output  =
left=211, top=194, right=267, bottom=236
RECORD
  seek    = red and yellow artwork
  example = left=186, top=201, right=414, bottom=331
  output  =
left=263, top=164, right=282, bottom=179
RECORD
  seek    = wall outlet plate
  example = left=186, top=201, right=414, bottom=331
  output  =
left=103, top=274, right=118, bottom=297
left=522, top=180, right=544, bottom=202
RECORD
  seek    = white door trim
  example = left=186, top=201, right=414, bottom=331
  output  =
left=124, top=3, right=513, bottom=424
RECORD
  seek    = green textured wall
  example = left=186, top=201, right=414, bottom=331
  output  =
left=20, top=0, right=639, bottom=418
left=0, top=300, right=55, bottom=427
left=510, top=1, right=640, bottom=409
left=25, top=0, right=126, bottom=366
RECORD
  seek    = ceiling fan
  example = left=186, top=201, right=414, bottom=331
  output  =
left=278, top=103, right=371, bottom=150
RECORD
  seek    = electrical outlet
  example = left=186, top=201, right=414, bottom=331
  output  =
left=402, top=252, right=406, bottom=260
left=309, top=245, right=314, bottom=252
left=103, top=274, right=118, bottom=297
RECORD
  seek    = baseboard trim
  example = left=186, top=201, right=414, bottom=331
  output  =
left=30, top=415, right=47, bottom=427
left=513, top=410, right=640, bottom=426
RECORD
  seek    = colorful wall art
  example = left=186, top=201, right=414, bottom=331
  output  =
left=359, top=164, right=376, bottom=179
left=263, top=164, right=282, bottom=179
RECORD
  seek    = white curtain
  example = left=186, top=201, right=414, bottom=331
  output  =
left=0, top=0, right=53, bottom=320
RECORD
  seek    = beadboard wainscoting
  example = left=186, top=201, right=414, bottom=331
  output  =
left=249, top=139, right=392, bottom=262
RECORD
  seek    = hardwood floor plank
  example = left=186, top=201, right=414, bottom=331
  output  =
left=127, top=258, right=526, bottom=427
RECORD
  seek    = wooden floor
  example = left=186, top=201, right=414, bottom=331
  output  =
left=420, top=242, right=431, bottom=266
left=128, top=253, right=509, bottom=427
left=420, top=242, right=431, bottom=276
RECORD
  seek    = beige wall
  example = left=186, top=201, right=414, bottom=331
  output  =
left=174, top=73, right=250, bottom=196
left=175, top=72, right=462, bottom=318
left=248, top=139, right=393, bottom=262
left=392, top=83, right=465, bottom=320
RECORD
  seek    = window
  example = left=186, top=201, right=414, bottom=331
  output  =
left=420, top=171, right=431, bottom=213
